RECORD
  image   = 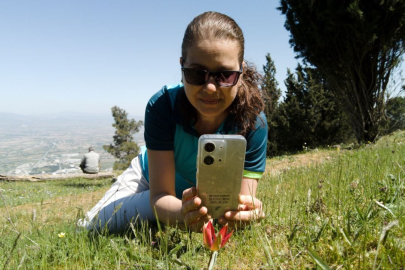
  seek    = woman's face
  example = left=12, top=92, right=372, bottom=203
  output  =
left=181, top=39, right=242, bottom=122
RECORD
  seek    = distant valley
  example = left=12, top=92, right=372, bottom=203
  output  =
left=0, top=112, right=144, bottom=175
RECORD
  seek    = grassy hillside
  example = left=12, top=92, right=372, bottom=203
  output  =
left=1, top=131, right=405, bottom=269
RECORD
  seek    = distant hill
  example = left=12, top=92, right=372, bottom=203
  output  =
left=0, top=112, right=144, bottom=130
left=0, top=112, right=144, bottom=175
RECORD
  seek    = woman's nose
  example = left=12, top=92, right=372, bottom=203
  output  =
left=203, top=75, right=218, bottom=94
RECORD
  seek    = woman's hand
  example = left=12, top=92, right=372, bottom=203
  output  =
left=218, top=194, right=265, bottom=229
left=181, top=187, right=210, bottom=232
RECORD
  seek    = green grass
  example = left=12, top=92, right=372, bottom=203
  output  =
left=1, top=131, right=405, bottom=269
left=259, top=132, right=405, bottom=269
left=0, top=178, right=112, bottom=206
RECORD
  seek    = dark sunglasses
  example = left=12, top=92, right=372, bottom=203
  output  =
left=181, top=65, right=243, bottom=87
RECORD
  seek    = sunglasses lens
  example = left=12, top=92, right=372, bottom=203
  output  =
left=216, top=71, right=239, bottom=87
left=183, top=68, right=241, bottom=87
left=184, top=69, right=207, bottom=85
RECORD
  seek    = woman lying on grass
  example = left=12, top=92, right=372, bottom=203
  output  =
left=78, top=11, right=267, bottom=234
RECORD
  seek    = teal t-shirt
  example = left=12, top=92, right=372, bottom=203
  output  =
left=141, top=84, right=267, bottom=198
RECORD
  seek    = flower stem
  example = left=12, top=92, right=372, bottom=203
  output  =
left=208, top=251, right=218, bottom=270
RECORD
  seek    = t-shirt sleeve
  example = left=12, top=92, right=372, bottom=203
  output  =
left=243, top=111, right=268, bottom=178
left=144, top=86, right=176, bottom=150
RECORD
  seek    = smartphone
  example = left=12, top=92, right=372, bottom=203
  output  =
left=196, top=134, right=246, bottom=219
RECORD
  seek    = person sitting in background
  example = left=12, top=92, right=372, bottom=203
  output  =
left=79, top=147, right=100, bottom=174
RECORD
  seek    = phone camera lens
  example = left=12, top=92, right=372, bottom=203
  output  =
left=204, top=142, right=215, bottom=152
left=203, top=155, right=214, bottom=165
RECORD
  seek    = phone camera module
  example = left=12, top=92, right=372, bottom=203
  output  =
left=203, top=155, right=214, bottom=165
left=204, top=142, right=215, bottom=152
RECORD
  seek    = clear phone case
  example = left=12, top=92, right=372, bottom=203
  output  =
left=196, top=134, right=246, bottom=219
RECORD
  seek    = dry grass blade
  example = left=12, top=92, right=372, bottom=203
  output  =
left=258, top=232, right=276, bottom=269
left=0, top=190, right=17, bottom=230
left=2, top=233, right=21, bottom=270
left=374, top=200, right=396, bottom=217
left=372, top=220, right=399, bottom=270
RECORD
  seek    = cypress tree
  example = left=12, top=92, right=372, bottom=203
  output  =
left=262, top=53, right=282, bottom=156
left=277, top=65, right=354, bottom=153
left=279, top=0, right=405, bottom=142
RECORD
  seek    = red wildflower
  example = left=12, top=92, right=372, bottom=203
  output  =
left=203, top=220, right=233, bottom=251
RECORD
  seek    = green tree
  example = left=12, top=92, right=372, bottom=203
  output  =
left=385, top=95, right=405, bottom=133
left=261, top=53, right=282, bottom=156
left=279, top=0, right=405, bottom=143
left=277, top=65, right=353, bottom=153
left=103, top=106, right=143, bottom=170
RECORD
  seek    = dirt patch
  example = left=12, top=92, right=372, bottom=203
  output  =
left=265, top=150, right=336, bottom=176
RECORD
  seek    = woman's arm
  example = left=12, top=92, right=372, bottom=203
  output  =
left=148, top=149, right=183, bottom=225
left=148, top=149, right=209, bottom=230
left=240, top=177, right=258, bottom=197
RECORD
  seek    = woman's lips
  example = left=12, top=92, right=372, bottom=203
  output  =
left=200, top=98, right=220, bottom=104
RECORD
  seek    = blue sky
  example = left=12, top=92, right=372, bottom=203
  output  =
left=0, top=1, right=300, bottom=117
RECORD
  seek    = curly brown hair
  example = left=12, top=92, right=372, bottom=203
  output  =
left=180, top=11, right=265, bottom=135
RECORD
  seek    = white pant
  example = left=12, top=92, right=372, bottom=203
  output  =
left=77, top=155, right=156, bottom=233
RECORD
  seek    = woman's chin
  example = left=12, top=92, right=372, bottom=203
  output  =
left=196, top=108, right=227, bottom=119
